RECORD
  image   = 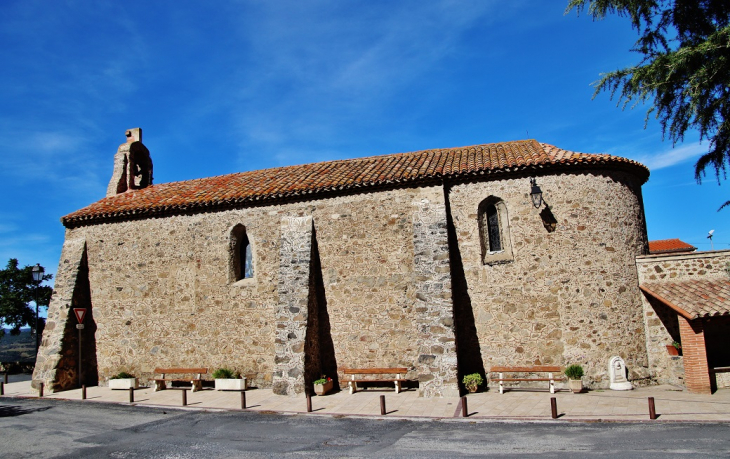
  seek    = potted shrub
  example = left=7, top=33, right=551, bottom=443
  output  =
left=109, top=371, right=139, bottom=390
left=462, top=373, right=484, bottom=393
left=313, top=375, right=333, bottom=395
left=213, top=368, right=247, bottom=391
left=666, top=341, right=682, bottom=356
left=564, top=364, right=584, bottom=393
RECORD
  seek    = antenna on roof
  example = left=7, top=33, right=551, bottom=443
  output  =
left=708, top=229, right=715, bottom=250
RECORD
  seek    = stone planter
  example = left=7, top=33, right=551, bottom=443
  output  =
left=568, top=378, right=583, bottom=394
left=215, top=378, right=247, bottom=391
left=314, top=379, right=333, bottom=396
left=109, top=378, right=138, bottom=390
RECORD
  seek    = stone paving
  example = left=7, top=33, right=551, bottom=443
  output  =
left=2, top=375, right=729, bottom=422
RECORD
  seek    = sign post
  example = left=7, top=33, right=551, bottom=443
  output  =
left=73, top=308, right=86, bottom=387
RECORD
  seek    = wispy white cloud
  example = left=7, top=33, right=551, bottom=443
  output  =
left=635, top=142, right=706, bottom=171
left=225, top=0, right=507, bottom=165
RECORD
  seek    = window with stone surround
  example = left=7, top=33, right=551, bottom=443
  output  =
left=478, top=197, right=513, bottom=265
left=230, top=224, right=254, bottom=282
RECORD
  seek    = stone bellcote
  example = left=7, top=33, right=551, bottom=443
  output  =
left=106, top=128, right=154, bottom=197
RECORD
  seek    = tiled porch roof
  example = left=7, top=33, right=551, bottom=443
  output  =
left=648, top=239, right=697, bottom=255
left=640, top=279, right=730, bottom=320
left=62, top=139, right=649, bottom=227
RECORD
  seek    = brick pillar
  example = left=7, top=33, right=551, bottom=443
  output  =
left=678, top=315, right=712, bottom=394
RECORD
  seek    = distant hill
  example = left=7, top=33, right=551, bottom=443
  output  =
left=0, top=329, right=36, bottom=363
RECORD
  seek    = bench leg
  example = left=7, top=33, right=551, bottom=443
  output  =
left=499, top=373, right=504, bottom=394
left=349, top=381, right=356, bottom=395
left=192, top=380, right=202, bottom=392
left=155, top=381, right=166, bottom=391
left=549, top=373, right=555, bottom=394
left=395, top=381, right=401, bottom=394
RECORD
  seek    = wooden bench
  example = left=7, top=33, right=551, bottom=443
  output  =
left=490, top=366, right=563, bottom=394
left=343, top=368, right=410, bottom=394
left=154, top=368, right=207, bottom=392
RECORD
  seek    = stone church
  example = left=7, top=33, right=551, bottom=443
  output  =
left=33, top=128, right=656, bottom=397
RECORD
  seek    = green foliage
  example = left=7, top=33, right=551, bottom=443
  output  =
left=567, top=1, right=730, bottom=210
left=565, top=364, right=585, bottom=380
left=111, top=371, right=135, bottom=379
left=672, top=340, right=682, bottom=350
left=0, top=259, right=53, bottom=339
left=313, top=375, right=332, bottom=385
left=212, top=368, right=241, bottom=379
left=462, top=373, right=484, bottom=392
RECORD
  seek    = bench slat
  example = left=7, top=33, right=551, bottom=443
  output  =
left=154, top=368, right=208, bottom=374
left=344, top=368, right=408, bottom=375
left=494, top=378, right=557, bottom=382
left=349, top=379, right=408, bottom=383
left=490, top=366, right=562, bottom=373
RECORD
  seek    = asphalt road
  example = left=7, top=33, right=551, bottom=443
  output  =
left=2, top=398, right=730, bottom=458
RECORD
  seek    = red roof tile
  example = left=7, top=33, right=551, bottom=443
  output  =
left=640, top=279, right=730, bottom=319
left=648, top=239, right=697, bottom=255
left=62, top=139, right=649, bottom=227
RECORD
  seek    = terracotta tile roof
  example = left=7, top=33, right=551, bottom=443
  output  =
left=640, top=279, right=730, bottom=319
left=648, top=239, right=697, bottom=255
left=62, top=139, right=649, bottom=227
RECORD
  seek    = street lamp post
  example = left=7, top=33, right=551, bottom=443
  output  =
left=31, top=263, right=44, bottom=356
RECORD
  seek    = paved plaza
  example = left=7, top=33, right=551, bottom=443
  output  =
left=2, top=374, right=729, bottom=423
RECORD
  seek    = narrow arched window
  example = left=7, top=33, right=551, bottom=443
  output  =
left=485, top=204, right=502, bottom=252
left=478, top=197, right=513, bottom=265
left=230, top=224, right=253, bottom=281
left=241, top=233, right=253, bottom=279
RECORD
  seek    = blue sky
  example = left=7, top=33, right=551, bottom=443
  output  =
left=2, top=0, right=728, bottom=286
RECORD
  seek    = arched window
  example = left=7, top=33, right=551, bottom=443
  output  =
left=478, top=197, right=513, bottom=265
left=230, top=224, right=253, bottom=281
left=485, top=203, right=502, bottom=252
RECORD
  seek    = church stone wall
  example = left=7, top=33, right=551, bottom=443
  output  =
left=55, top=185, right=458, bottom=395
left=38, top=167, right=651, bottom=394
left=448, top=170, right=650, bottom=388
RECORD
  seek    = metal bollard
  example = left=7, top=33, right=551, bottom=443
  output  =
left=82, top=385, right=86, bottom=400
left=129, top=387, right=134, bottom=403
left=380, top=395, right=386, bottom=415
left=3, top=372, right=7, bottom=384
left=39, top=382, right=44, bottom=397
left=0, top=381, right=4, bottom=396
left=648, top=397, right=657, bottom=420
left=461, top=396, right=469, bottom=418
left=550, top=397, right=558, bottom=419
left=306, top=394, right=312, bottom=413
left=241, top=391, right=246, bottom=410
left=182, top=389, right=188, bottom=406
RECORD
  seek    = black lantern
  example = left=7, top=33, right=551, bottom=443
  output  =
left=530, top=178, right=543, bottom=208
left=31, top=263, right=44, bottom=282
left=31, top=263, right=44, bottom=355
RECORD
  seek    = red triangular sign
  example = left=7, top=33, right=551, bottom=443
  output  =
left=73, top=308, right=87, bottom=324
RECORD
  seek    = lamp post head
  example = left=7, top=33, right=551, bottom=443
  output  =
left=31, top=263, right=44, bottom=282
left=530, top=178, right=543, bottom=209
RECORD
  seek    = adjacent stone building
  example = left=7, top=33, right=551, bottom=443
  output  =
left=33, top=129, right=654, bottom=396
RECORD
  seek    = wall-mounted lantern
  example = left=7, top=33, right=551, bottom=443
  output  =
left=530, top=178, right=543, bottom=208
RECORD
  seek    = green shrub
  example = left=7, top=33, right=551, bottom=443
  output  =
left=672, top=341, right=682, bottom=350
left=462, top=373, right=483, bottom=392
left=212, top=368, right=240, bottom=379
left=111, top=371, right=135, bottom=379
left=564, top=364, right=584, bottom=380
left=313, top=375, right=332, bottom=385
